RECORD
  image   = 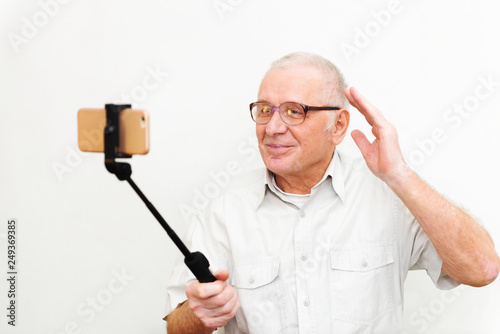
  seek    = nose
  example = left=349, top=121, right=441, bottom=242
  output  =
left=265, top=107, right=288, bottom=135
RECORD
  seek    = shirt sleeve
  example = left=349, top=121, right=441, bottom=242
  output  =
left=399, top=195, right=460, bottom=290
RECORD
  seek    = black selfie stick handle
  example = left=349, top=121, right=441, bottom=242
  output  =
left=104, top=104, right=216, bottom=283
left=185, top=252, right=218, bottom=283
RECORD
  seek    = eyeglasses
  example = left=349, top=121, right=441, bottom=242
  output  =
left=249, top=101, right=340, bottom=125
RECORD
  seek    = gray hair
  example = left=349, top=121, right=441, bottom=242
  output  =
left=267, top=52, right=349, bottom=129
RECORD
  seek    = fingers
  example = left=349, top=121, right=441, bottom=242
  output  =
left=344, top=86, right=363, bottom=111
left=198, top=283, right=239, bottom=319
left=214, top=269, right=230, bottom=282
left=198, top=291, right=240, bottom=329
left=190, top=281, right=225, bottom=299
left=187, top=270, right=231, bottom=299
left=185, top=269, right=239, bottom=328
left=351, top=130, right=371, bottom=158
left=344, top=86, right=386, bottom=128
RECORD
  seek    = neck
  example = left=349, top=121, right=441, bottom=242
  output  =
left=275, top=175, right=315, bottom=194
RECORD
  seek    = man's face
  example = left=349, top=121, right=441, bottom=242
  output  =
left=256, top=65, right=337, bottom=180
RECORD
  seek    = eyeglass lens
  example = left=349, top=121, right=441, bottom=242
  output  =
left=251, top=102, right=305, bottom=125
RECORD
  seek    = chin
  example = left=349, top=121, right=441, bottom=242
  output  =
left=264, top=157, right=294, bottom=175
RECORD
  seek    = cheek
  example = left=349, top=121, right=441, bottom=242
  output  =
left=256, top=125, right=265, bottom=142
left=294, top=128, right=330, bottom=152
left=287, top=128, right=303, bottom=146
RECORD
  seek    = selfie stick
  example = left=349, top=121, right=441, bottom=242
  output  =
left=103, top=104, right=216, bottom=283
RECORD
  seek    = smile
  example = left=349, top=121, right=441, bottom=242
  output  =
left=265, top=144, right=294, bottom=153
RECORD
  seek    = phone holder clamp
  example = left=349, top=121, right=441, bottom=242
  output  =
left=104, top=104, right=132, bottom=180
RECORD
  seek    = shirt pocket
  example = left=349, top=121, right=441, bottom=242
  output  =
left=328, top=244, right=394, bottom=325
left=230, top=258, right=287, bottom=333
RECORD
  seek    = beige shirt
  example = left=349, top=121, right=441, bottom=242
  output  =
left=165, top=150, right=459, bottom=333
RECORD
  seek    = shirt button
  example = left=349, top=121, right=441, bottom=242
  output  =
left=249, top=276, right=255, bottom=284
left=361, top=259, right=368, bottom=267
left=303, top=298, right=310, bottom=307
left=301, top=254, right=308, bottom=261
left=300, top=212, right=305, bottom=218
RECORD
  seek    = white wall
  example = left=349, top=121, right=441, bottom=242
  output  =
left=1, top=0, right=499, bottom=333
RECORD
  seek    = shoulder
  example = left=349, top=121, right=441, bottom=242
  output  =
left=337, top=150, right=368, bottom=175
left=337, top=150, right=375, bottom=183
left=207, top=167, right=266, bottom=210
left=227, top=167, right=266, bottom=190
left=336, top=150, right=392, bottom=197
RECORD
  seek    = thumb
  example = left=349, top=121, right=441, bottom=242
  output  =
left=351, top=130, right=371, bottom=157
left=213, top=269, right=230, bottom=282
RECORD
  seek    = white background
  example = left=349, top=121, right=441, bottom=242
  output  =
left=1, top=0, right=500, bottom=333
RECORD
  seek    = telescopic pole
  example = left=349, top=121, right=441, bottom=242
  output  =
left=103, top=104, right=216, bottom=283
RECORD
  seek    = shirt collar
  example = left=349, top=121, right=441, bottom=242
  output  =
left=251, top=169, right=273, bottom=210
left=329, top=149, right=346, bottom=202
left=255, top=149, right=346, bottom=209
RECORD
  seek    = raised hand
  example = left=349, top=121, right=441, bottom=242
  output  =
left=344, top=86, right=407, bottom=185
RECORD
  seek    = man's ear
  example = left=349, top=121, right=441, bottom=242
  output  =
left=330, top=109, right=350, bottom=145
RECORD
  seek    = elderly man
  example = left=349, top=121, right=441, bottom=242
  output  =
left=164, top=52, right=499, bottom=333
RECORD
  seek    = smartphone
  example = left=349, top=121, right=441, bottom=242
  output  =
left=77, top=108, right=150, bottom=155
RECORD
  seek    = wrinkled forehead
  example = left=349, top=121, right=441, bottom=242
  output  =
left=258, top=64, right=328, bottom=105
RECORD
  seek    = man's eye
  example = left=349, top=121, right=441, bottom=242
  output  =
left=261, top=107, right=271, bottom=114
left=287, top=109, right=299, bottom=115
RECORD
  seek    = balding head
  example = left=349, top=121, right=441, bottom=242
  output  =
left=265, top=52, right=349, bottom=110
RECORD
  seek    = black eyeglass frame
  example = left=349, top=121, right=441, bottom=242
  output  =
left=249, top=101, right=341, bottom=125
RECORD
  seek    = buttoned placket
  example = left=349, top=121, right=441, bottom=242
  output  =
left=294, top=201, right=316, bottom=332
left=266, top=171, right=333, bottom=333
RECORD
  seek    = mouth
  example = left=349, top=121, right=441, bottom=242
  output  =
left=265, top=144, right=293, bottom=150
